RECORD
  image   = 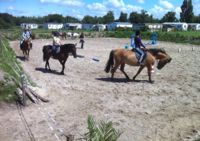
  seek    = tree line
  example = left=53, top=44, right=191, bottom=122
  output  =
left=0, top=0, right=199, bottom=29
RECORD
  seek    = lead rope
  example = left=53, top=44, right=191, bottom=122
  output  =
left=16, top=101, right=36, bottom=141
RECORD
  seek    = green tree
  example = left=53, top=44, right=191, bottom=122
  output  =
left=103, top=11, right=114, bottom=24
left=82, top=15, right=95, bottom=24
left=140, top=10, right=152, bottom=23
left=180, top=0, right=194, bottom=22
left=0, top=13, right=15, bottom=28
left=192, top=14, right=200, bottom=23
left=118, top=12, right=127, bottom=22
left=161, top=11, right=177, bottom=22
left=129, top=11, right=141, bottom=23
left=65, top=16, right=80, bottom=23
left=129, top=10, right=154, bottom=23
left=44, top=14, right=64, bottom=23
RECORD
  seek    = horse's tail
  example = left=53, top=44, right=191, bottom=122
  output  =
left=104, top=50, right=114, bottom=73
left=43, top=46, right=47, bottom=61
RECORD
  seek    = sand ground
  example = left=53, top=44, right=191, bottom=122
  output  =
left=1, top=38, right=200, bottom=141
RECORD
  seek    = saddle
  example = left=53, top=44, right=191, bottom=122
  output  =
left=131, top=48, right=147, bottom=64
left=51, top=46, right=60, bottom=58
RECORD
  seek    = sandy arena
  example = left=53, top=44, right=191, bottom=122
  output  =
left=1, top=37, right=200, bottom=141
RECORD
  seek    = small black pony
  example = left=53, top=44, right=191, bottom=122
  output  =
left=43, top=44, right=77, bottom=74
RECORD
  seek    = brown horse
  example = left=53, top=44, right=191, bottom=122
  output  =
left=42, top=43, right=77, bottom=74
left=104, top=48, right=172, bottom=83
left=21, top=39, right=31, bottom=60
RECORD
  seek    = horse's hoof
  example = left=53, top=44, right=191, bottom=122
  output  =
left=126, top=77, right=130, bottom=81
left=149, top=80, right=154, bottom=84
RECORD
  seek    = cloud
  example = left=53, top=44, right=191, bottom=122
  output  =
left=174, top=7, right=181, bottom=18
left=86, top=0, right=143, bottom=18
left=87, top=3, right=107, bottom=11
left=104, top=0, right=125, bottom=8
left=5, top=7, right=27, bottom=16
left=125, top=4, right=143, bottom=12
left=193, top=0, right=200, bottom=15
left=149, top=4, right=167, bottom=18
left=7, top=6, right=14, bottom=10
left=136, top=0, right=145, bottom=4
left=40, top=0, right=84, bottom=7
left=159, top=0, right=174, bottom=9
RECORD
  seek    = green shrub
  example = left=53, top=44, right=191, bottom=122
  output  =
left=85, top=115, right=121, bottom=141
left=0, top=36, right=22, bottom=102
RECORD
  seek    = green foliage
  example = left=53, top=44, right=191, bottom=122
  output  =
left=0, top=81, right=17, bottom=102
left=85, top=115, right=121, bottom=141
left=129, top=10, right=155, bottom=23
left=65, top=16, right=80, bottom=23
left=180, top=0, right=194, bottom=22
left=103, top=11, right=115, bottom=24
left=157, top=31, right=200, bottom=45
left=104, top=30, right=200, bottom=45
left=118, top=12, right=128, bottom=22
left=0, top=36, right=22, bottom=102
left=44, top=14, right=65, bottom=23
left=161, top=11, right=177, bottom=22
left=0, top=13, right=16, bottom=29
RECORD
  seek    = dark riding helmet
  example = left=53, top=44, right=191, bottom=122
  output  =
left=55, top=32, right=60, bottom=37
left=135, top=30, right=141, bottom=36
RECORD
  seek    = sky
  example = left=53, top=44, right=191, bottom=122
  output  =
left=0, top=0, right=200, bottom=20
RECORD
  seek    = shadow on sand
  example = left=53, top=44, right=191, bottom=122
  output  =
left=16, top=56, right=26, bottom=61
left=35, top=67, right=62, bottom=75
left=96, top=77, right=151, bottom=83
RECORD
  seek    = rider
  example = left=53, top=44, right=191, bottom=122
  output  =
left=131, top=30, right=146, bottom=65
left=20, top=26, right=32, bottom=49
left=79, top=32, right=84, bottom=49
left=52, top=32, right=61, bottom=55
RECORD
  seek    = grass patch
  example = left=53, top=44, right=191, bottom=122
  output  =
left=0, top=80, right=17, bottom=102
left=0, top=35, right=22, bottom=102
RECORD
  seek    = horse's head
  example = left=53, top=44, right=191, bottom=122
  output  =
left=62, top=43, right=77, bottom=58
left=148, top=48, right=172, bottom=70
left=156, top=49, right=172, bottom=70
left=157, top=57, right=172, bottom=70
left=72, top=43, right=77, bottom=58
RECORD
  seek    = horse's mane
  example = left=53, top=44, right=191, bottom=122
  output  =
left=148, top=48, right=166, bottom=55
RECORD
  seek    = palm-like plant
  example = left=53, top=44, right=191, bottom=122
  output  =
left=85, top=115, right=121, bottom=141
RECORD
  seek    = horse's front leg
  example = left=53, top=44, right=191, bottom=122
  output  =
left=147, top=65, right=154, bottom=83
left=28, top=49, right=30, bottom=59
left=45, top=59, right=51, bottom=71
left=59, top=59, right=67, bottom=75
left=133, top=66, right=145, bottom=81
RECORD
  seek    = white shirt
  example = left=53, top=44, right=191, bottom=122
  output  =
left=53, top=36, right=61, bottom=46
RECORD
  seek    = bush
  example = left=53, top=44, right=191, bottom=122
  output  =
left=0, top=36, right=22, bottom=102
left=85, top=115, right=121, bottom=141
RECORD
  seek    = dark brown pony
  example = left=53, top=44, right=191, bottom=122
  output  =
left=21, top=39, right=31, bottom=60
left=42, top=43, right=77, bottom=74
left=105, top=48, right=172, bottom=83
